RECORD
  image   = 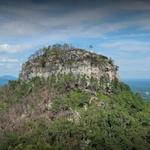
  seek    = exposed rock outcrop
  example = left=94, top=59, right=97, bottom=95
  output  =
left=19, top=45, right=118, bottom=83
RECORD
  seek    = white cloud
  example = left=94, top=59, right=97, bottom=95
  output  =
left=0, top=62, right=20, bottom=76
left=0, top=56, right=21, bottom=76
left=0, top=44, right=32, bottom=53
left=115, top=57, right=150, bottom=79
left=101, top=40, right=150, bottom=53
left=96, top=39, right=150, bottom=79
left=0, top=0, right=150, bottom=78
left=0, top=56, right=19, bottom=63
left=0, top=0, right=150, bottom=40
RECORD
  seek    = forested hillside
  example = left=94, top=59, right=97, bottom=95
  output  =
left=0, top=45, right=150, bottom=150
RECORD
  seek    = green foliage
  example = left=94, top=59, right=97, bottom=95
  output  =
left=112, top=91, right=144, bottom=114
left=51, top=90, right=91, bottom=111
left=0, top=74, right=150, bottom=150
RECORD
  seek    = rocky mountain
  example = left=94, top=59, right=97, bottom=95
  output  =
left=20, top=47, right=117, bottom=81
left=19, top=45, right=118, bottom=93
left=0, top=44, right=150, bottom=150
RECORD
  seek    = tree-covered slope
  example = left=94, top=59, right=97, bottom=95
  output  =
left=0, top=45, right=150, bottom=150
left=0, top=75, right=150, bottom=150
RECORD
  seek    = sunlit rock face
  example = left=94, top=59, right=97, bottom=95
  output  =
left=19, top=46, right=118, bottom=82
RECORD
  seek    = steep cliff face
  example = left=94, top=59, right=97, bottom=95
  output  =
left=19, top=46, right=118, bottom=83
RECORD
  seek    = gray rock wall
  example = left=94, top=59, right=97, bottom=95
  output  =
left=19, top=49, right=118, bottom=82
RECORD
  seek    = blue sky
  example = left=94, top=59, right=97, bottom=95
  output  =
left=0, top=0, right=150, bottom=79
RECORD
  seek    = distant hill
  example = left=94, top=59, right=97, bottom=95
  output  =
left=0, top=75, right=16, bottom=86
left=124, top=79, right=150, bottom=101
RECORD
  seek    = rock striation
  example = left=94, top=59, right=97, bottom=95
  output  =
left=19, top=45, right=118, bottom=83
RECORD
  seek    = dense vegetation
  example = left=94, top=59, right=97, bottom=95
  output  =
left=0, top=44, right=149, bottom=150
left=0, top=74, right=150, bottom=150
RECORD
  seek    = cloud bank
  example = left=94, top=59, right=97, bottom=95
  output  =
left=0, top=0, right=150, bottom=78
